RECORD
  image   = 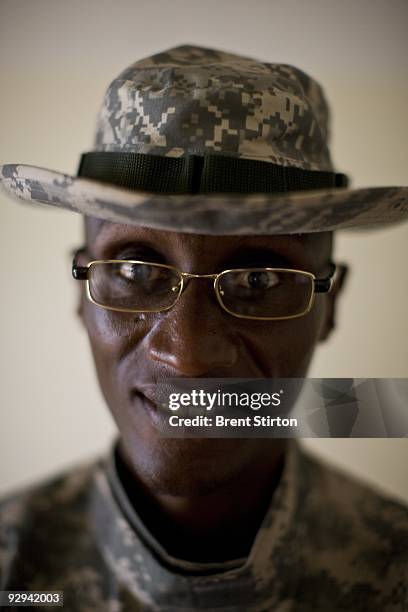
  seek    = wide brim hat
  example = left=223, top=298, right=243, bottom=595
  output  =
left=1, top=44, right=407, bottom=235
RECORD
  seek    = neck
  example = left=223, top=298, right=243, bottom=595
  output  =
left=115, top=439, right=288, bottom=563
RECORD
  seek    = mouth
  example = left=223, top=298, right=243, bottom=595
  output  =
left=130, top=381, right=271, bottom=424
left=130, top=390, right=170, bottom=431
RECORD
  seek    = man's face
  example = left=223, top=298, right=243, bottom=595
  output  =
left=78, top=219, right=339, bottom=496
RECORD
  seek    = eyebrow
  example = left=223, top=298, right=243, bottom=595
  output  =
left=226, top=235, right=310, bottom=262
left=93, top=222, right=159, bottom=246
left=226, top=234, right=306, bottom=250
left=220, top=245, right=311, bottom=272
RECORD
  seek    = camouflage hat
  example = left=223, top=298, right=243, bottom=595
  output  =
left=1, top=44, right=407, bottom=234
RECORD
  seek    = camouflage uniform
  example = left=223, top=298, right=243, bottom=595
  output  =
left=1, top=439, right=407, bottom=611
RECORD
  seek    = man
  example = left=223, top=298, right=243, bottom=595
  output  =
left=0, top=45, right=407, bottom=611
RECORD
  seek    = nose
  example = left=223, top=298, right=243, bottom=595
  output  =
left=143, top=277, right=239, bottom=376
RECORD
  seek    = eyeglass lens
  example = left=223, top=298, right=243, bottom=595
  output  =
left=88, top=262, right=182, bottom=311
left=217, top=269, right=314, bottom=318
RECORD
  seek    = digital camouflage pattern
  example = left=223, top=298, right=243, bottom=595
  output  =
left=1, top=44, right=407, bottom=234
left=1, top=163, right=407, bottom=235
left=92, top=44, right=332, bottom=169
left=0, top=439, right=407, bottom=611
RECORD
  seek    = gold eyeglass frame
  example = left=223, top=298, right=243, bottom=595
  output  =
left=72, top=250, right=337, bottom=321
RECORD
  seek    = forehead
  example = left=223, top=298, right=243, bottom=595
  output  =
left=84, top=217, right=332, bottom=266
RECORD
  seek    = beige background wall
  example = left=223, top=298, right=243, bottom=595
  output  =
left=0, top=0, right=407, bottom=501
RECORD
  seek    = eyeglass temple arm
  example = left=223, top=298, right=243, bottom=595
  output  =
left=71, top=247, right=89, bottom=280
left=314, top=262, right=336, bottom=293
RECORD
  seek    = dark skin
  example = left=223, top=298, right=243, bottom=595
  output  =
left=77, top=218, right=347, bottom=563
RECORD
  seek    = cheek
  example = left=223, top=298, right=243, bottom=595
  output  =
left=242, top=294, right=327, bottom=377
left=82, top=292, right=147, bottom=341
left=81, top=298, right=147, bottom=400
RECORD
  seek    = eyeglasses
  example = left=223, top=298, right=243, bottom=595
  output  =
left=72, top=249, right=337, bottom=321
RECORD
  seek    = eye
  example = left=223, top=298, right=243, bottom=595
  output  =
left=235, top=270, right=280, bottom=290
left=116, top=262, right=166, bottom=284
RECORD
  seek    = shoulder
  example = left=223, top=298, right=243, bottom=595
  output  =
left=0, top=456, right=102, bottom=584
left=295, top=445, right=408, bottom=609
left=0, top=456, right=100, bottom=516
left=301, top=446, right=408, bottom=534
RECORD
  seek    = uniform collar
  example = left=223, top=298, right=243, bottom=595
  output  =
left=89, top=438, right=303, bottom=609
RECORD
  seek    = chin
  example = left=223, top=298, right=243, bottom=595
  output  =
left=122, top=435, right=259, bottom=497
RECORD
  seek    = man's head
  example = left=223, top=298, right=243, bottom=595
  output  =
left=76, top=217, right=347, bottom=497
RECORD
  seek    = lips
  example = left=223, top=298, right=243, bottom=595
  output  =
left=131, top=388, right=197, bottom=417
left=131, top=390, right=170, bottom=430
left=132, top=389, right=163, bottom=410
left=130, top=381, right=264, bottom=420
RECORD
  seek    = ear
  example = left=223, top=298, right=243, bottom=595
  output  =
left=318, top=264, right=349, bottom=342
